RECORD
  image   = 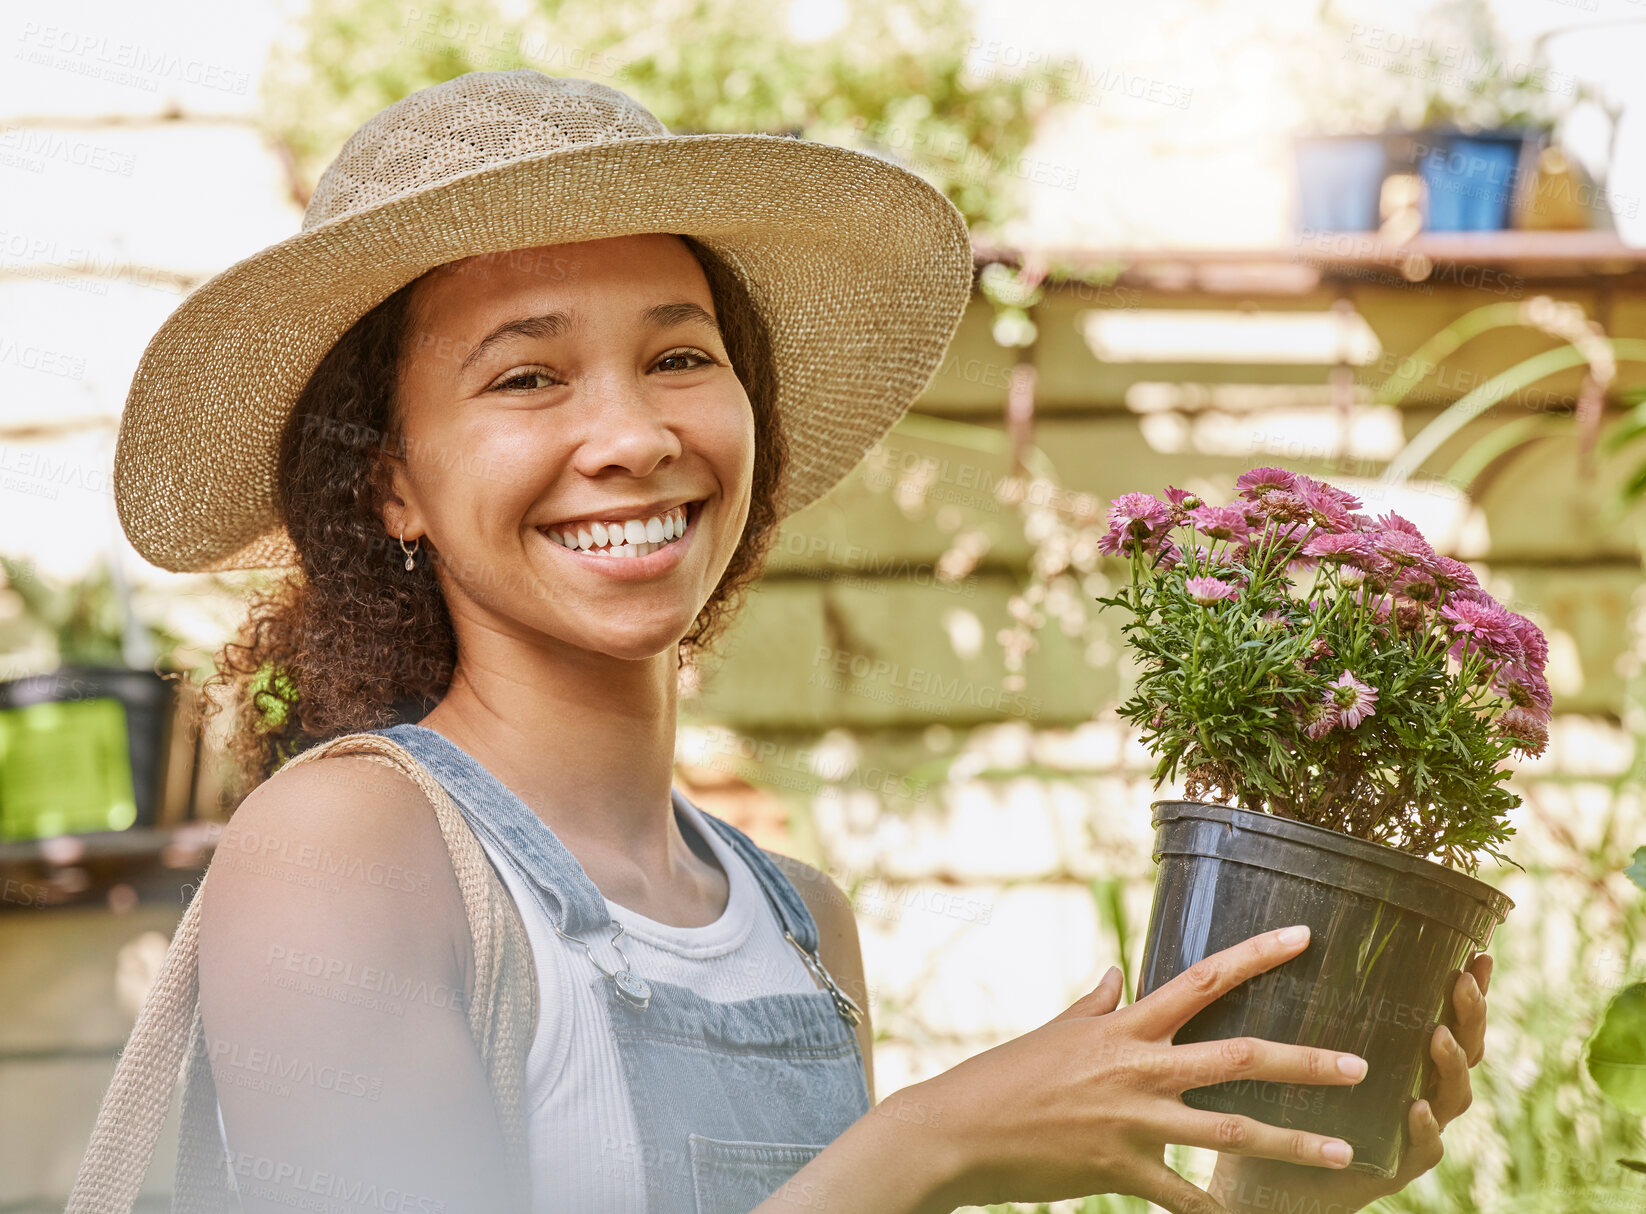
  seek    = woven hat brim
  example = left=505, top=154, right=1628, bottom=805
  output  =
left=112, top=133, right=974, bottom=574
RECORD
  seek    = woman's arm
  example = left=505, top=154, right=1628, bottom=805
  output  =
left=198, top=755, right=520, bottom=1213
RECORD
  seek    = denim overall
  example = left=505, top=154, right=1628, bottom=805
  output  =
left=371, top=724, right=872, bottom=1214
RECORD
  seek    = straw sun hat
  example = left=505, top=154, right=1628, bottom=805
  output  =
left=112, top=68, right=975, bottom=573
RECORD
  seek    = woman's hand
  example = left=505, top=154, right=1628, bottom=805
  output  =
left=1206, top=953, right=1493, bottom=1213
left=905, top=925, right=1369, bottom=1214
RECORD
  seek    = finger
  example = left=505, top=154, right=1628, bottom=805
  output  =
left=1402, top=1099, right=1444, bottom=1179
left=1131, top=1162, right=1230, bottom=1214
left=1137, top=925, right=1312, bottom=1034
left=1470, top=952, right=1494, bottom=998
left=1050, top=965, right=1124, bottom=1024
left=1429, top=1025, right=1473, bottom=1127
left=1450, top=970, right=1487, bottom=1067
left=1164, top=1036, right=1368, bottom=1092
left=1156, top=1108, right=1356, bottom=1170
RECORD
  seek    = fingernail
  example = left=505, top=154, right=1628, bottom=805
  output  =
left=1322, top=1140, right=1353, bottom=1167
left=1278, top=924, right=1310, bottom=947
left=1439, top=1025, right=1463, bottom=1056
left=1337, top=1054, right=1368, bottom=1080
left=1460, top=974, right=1481, bottom=1004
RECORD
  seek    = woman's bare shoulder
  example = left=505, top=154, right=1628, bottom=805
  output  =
left=196, top=754, right=513, bottom=1204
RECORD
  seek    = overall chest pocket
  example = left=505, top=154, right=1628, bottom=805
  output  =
left=687, top=1132, right=828, bottom=1214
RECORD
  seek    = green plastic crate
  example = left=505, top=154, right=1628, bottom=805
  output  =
left=0, top=697, right=138, bottom=841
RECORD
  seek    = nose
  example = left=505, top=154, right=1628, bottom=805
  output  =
left=571, top=370, right=684, bottom=479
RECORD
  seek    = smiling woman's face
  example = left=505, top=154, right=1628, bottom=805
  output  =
left=380, top=233, right=756, bottom=663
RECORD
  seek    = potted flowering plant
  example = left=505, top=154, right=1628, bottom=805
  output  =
left=1096, top=466, right=1539, bottom=1177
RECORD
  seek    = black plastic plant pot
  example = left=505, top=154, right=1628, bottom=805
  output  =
left=1137, top=801, right=1512, bottom=1178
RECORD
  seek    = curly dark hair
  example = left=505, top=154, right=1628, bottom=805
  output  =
left=195, top=235, right=787, bottom=799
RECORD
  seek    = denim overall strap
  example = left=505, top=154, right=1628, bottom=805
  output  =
left=368, top=723, right=612, bottom=936
left=368, top=723, right=872, bottom=1214
left=695, top=813, right=865, bottom=1029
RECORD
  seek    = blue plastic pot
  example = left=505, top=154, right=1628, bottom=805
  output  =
left=1293, top=136, right=1390, bottom=233
left=1419, top=132, right=1527, bottom=232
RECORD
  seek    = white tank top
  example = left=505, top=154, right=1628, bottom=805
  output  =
left=473, top=793, right=824, bottom=1213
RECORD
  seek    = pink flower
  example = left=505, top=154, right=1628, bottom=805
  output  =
left=1099, top=505, right=1175, bottom=560
left=1441, top=599, right=1523, bottom=663
left=1371, top=530, right=1438, bottom=573
left=1253, top=489, right=1310, bottom=523
left=1494, top=663, right=1553, bottom=714
left=1505, top=610, right=1548, bottom=671
left=1375, top=511, right=1424, bottom=536
left=1236, top=466, right=1298, bottom=499
left=1188, top=504, right=1251, bottom=541
left=1497, top=706, right=1550, bottom=757
left=1325, top=670, right=1379, bottom=729
left=1098, top=523, right=1142, bottom=556
left=1396, top=571, right=1438, bottom=603
left=1107, top=492, right=1171, bottom=537
left=1165, top=485, right=1204, bottom=512
left=1184, top=575, right=1241, bottom=605
left=1294, top=476, right=1362, bottom=532
left=1303, top=709, right=1338, bottom=740
left=1302, top=533, right=1372, bottom=560
left=1432, top=557, right=1480, bottom=595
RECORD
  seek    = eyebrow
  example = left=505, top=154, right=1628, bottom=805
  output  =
left=457, top=300, right=722, bottom=376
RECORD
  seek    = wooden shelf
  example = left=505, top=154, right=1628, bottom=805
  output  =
left=974, top=232, right=1646, bottom=295
left=0, top=822, right=222, bottom=913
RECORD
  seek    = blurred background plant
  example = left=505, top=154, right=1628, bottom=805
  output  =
left=1297, top=0, right=1594, bottom=136
left=262, top=0, right=1081, bottom=238
left=0, top=556, right=182, bottom=677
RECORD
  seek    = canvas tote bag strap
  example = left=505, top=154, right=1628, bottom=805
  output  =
left=65, top=729, right=538, bottom=1214
left=63, top=856, right=213, bottom=1213
left=172, top=1000, right=239, bottom=1212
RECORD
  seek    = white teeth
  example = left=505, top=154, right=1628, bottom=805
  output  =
left=542, top=504, right=695, bottom=555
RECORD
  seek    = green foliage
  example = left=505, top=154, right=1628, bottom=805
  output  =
left=1301, top=0, right=1589, bottom=134
left=262, top=0, right=1076, bottom=237
left=0, top=556, right=181, bottom=674
left=1628, top=846, right=1646, bottom=893
left=1588, top=983, right=1646, bottom=1116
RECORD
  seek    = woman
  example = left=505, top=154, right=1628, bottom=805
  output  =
left=77, top=70, right=1490, bottom=1214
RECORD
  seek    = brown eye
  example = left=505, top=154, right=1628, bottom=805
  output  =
left=494, top=370, right=558, bottom=392
left=656, top=350, right=711, bottom=373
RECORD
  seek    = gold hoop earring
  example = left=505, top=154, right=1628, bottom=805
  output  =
left=399, top=528, right=420, bottom=571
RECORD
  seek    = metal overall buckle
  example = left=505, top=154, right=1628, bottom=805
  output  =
left=783, top=930, right=864, bottom=1028
left=555, top=917, right=652, bottom=1011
